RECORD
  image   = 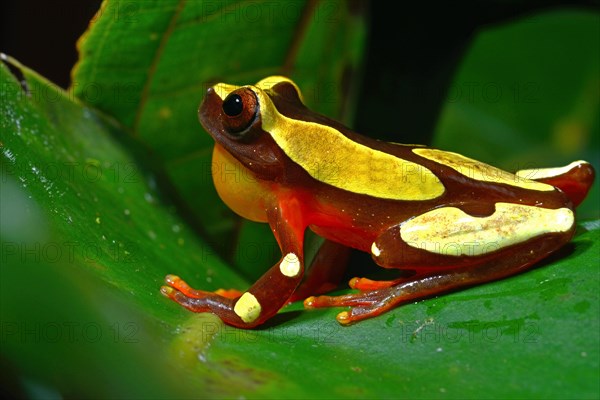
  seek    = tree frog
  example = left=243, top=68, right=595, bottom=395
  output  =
left=161, top=76, right=595, bottom=328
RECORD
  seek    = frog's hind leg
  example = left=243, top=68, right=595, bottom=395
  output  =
left=305, top=204, right=576, bottom=325
left=305, top=267, right=476, bottom=324
left=305, top=251, right=553, bottom=325
left=516, top=160, right=595, bottom=206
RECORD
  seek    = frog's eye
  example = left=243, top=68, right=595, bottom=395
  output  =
left=222, top=88, right=259, bottom=136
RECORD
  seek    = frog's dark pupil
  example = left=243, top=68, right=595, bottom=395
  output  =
left=223, top=94, right=243, bottom=117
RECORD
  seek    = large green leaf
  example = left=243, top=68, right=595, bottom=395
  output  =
left=2, top=2, right=599, bottom=399
left=0, top=57, right=246, bottom=398
left=2, top=54, right=599, bottom=399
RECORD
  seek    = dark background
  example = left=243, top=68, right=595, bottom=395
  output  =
left=2, top=0, right=597, bottom=143
left=1, top=1, right=101, bottom=89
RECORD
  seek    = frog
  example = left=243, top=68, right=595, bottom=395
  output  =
left=161, top=76, right=595, bottom=328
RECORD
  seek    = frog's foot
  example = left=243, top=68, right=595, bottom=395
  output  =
left=304, top=287, right=405, bottom=325
left=305, top=271, right=464, bottom=325
left=164, top=275, right=242, bottom=299
left=162, top=275, right=259, bottom=326
left=161, top=276, right=276, bottom=328
left=160, top=282, right=238, bottom=315
left=163, top=275, right=212, bottom=298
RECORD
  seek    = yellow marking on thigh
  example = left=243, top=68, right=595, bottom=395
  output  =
left=400, top=203, right=573, bottom=256
left=413, top=148, right=554, bottom=192
left=515, top=160, right=588, bottom=180
left=280, top=252, right=301, bottom=277
left=234, top=292, right=262, bottom=323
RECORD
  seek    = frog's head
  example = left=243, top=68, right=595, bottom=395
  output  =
left=199, top=76, right=305, bottom=180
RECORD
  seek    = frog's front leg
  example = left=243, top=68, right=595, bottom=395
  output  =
left=306, top=203, right=576, bottom=324
left=162, top=200, right=306, bottom=328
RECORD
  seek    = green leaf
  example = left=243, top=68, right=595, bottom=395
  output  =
left=71, top=0, right=367, bottom=262
left=0, top=56, right=245, bottom=398
left=2, top=2, right=599, bottom=399
left=3, top=55, right=600, bottom=399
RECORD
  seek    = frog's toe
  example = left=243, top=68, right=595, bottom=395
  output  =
left=335, top=303, right=392, bottom=325
left=304, top=292, right=379, bottom=309
left=160, top=285, right=207, bottom=311
left=163, top=274, right=212, bottom=299
left=348, top=276, right=405, bottom=291
left=305, top=287, right=407, bottom=325
left=160, top=285, right=176, bottom=298
left=160, top=285, right=217, bottom=313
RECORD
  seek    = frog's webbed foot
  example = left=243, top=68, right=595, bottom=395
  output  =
left=301, top=275, right=413, bottom=324
left=161, top=285, right=227, bottom=313
left=161, top=276, right=237, bottom=316
left=304, top=271, right=471, bottom=325
left=304, top=287, right=406, bottom=325
left=163, top=275, right=242, bottom=299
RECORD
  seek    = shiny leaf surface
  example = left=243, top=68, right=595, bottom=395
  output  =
left=1, top=3, right=599, bottom=399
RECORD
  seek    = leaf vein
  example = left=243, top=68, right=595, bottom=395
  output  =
left=132, top=0, right=187, bottom=136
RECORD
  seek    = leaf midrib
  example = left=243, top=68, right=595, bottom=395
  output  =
left=132, top=0, right=187, bottom=136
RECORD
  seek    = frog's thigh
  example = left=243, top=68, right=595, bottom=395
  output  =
left=371, top=203, right=574, bottom=268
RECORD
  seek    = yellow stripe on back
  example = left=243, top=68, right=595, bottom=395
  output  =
left=211, top=78, right=445, bottom=200
left=413, top=148, right=555, bottom=192
left=259, top=101, right=445, bottom=201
